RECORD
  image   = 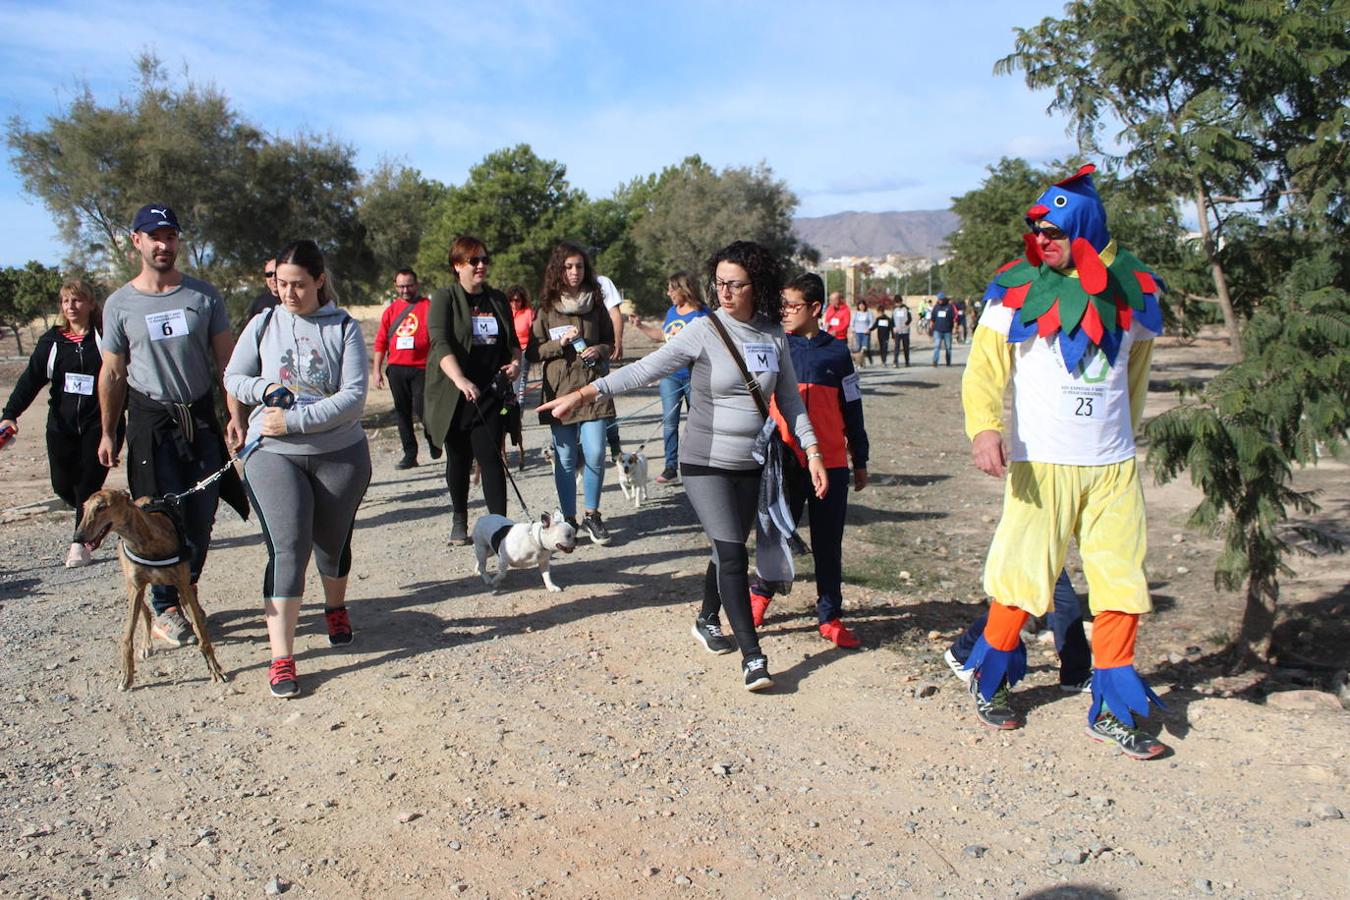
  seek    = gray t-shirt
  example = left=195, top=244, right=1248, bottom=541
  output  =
left=103, top=276, right=229, bottom=403
left=593, top=309, right=816, bottom=470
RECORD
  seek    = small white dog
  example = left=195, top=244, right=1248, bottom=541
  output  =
left=617, top=451, right=649, bottom=508
left=472, top=510, right=577, bottom=593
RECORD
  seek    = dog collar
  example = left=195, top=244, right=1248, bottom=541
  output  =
left=121, top=540, right=183, bottom=568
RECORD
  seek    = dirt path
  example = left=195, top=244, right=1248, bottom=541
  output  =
left=1, top=318, right=1346, bottom=898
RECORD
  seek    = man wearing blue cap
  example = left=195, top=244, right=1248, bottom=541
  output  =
left=97, top=204, right=249, bottom=648
left=958, top=164, right=1169, bottom=759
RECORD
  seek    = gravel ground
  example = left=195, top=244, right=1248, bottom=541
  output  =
left=0, top=318, right=1346, bottom=899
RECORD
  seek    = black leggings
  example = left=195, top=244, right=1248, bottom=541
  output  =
left=444, top=401, right=507, bottom=521
left=682, top=465, right=762, bottom=658
left=48, top=425, right=109, bottom=539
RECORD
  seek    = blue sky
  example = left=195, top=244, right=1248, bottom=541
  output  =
left=0, top=0, right=1080, bottom=267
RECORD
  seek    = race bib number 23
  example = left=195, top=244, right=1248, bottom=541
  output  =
left=1058, top=384, right=1106, bottom=421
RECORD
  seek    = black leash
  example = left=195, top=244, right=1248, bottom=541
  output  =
left=464, top=383, right=532, bottom=520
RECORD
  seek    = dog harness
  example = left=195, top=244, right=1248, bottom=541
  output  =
left=488, top=523, right=514, bottom=554
left=120, top=499, right=192, bottom=568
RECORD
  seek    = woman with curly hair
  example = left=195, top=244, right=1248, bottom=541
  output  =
left=540, top=241, right=827, bottom=691
left=530, top=242, right=617, bottom=544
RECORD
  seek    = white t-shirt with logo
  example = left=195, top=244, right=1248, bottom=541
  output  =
left=979, top=300, right=1152, bottom=466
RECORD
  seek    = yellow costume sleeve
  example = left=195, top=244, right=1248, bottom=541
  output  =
left=962, top=325, right=1014, bottom=440
left=1127, top=338, right=1153, bottom=432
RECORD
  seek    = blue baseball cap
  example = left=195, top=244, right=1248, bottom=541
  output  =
left=132, top=204, right=180, bottom=233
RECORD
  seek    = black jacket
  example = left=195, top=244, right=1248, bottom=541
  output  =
left=2, top=326, right=105, bottom=435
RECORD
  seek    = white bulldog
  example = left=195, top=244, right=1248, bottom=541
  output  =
left=617, top=450, right=648, bottom=508
left=472, top=510, right=577, bottom=593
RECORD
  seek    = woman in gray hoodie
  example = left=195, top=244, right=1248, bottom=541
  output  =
left=225, top=239, right=371, bottom=699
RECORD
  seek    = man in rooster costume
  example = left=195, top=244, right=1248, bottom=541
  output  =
left=960, top=164, right=1168, bottom=759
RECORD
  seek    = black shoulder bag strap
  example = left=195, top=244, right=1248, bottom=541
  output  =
left=706, top=313, right=771, bottom=420
left=385, top=300, right=419, bottom=346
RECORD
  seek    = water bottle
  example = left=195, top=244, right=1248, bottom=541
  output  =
left=0, top=423, right=14, bottom=452
left=571, top=336, right=596, bottom=370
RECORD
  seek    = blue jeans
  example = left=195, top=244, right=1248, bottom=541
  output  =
left=551, top=419, right=607, bottom=517
left=949, top=570, right=1091, bottom=685
left=658, top=375, right=690, bottom=472
left=932, top=331, right=952, bottom=365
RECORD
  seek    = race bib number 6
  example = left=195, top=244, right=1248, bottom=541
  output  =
left=145, top=309, right=189, bottom=341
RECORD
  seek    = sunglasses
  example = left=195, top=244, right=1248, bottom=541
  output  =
left=264, top=270, right=276, bottom=277
left=1030, top=223, right=1067, bottom=241
left=466, top=255, right=491, bottom=267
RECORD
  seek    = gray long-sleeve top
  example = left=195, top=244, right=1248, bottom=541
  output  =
left=225, top=303, right=368, bottom=455
left=593, top=309, right=816, bottom=470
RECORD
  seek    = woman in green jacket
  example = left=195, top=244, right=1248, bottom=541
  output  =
left=424, top=235, right=521, bottom=544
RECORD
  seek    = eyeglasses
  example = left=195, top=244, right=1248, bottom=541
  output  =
left=781, top=302, right=810, bottom=313
left=712, top=278, right=752, bottom=294
left=264, top=270, right=276, bottom=277
left=1030, top=223, right=1067, bottom=241
left=466, top=255, right=491, bottom=267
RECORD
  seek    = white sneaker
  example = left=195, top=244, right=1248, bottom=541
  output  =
left=942, top=648, right=973, bottom=684
left=64, top=542, right=93, bottom=568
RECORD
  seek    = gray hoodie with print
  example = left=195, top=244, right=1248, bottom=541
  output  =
left=225, top=303, right=369, bottom=455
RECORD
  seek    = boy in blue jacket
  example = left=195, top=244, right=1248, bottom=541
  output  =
left=750, top=273, right=870, bottom=648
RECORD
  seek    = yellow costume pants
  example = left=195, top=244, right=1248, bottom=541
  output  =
left=983, top=458, right=1150, bottom=617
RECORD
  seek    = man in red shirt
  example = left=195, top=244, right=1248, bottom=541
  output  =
left=823, top=291, right=851, bottom=342
left=372, top=268, right=437, bottom=469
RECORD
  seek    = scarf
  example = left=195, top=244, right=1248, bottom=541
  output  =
left=556, top=291, right=594, bottom=315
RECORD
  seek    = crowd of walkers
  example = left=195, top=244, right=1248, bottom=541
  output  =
left=4, top=165, right=1172, bottom=760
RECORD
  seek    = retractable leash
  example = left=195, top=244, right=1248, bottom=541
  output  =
left=628, top=382, right=689, bottom=456
left=162, top=438, right=264, bottom=504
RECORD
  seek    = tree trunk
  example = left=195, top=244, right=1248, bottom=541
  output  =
left=10, top=325, right=23, bottom=355
left=1229, top=552, right=1279, bottom=675
left=1192, top=192, right=1243, bottom=359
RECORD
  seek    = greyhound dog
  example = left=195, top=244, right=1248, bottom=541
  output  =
left=75, top=489, right=227, bottom=690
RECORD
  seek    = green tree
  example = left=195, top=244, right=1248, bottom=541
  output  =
left=358, top=160, right=448, bottom=287
left=997, top=0, right=1350, bottom=356
left=416, top=145, right=586, bottom=294
left=7, top=55, right=375, bottom=298
left=1146, top=246, right=1348, bottom=670
left=943, top=157, right=1048, bottom=298
left=0, top=262, right=63, bottom=352
left=627, top=156, right=814, bottom=302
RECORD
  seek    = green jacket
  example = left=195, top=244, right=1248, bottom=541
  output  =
left=423, top=282, right=514, bottom=449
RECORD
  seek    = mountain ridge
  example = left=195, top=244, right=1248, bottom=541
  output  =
left=793, top=209, right=959, bottom=260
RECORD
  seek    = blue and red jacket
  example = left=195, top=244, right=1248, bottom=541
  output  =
left=770, top=332, right=869, bottom=470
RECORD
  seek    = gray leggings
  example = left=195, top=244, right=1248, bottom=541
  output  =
left=242, top=441, right=372, bottom=599
left=682, top=466, right=762, bottom=657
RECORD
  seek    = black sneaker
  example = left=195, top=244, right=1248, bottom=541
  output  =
left=742, top=655, right=773, bottom=692
left=428, top=442, right=443, bottom=460
left=395, top=455, right=418, bottom=470
left=565, top=515, right=580, bottom=532
left=787, top=532, right=811, bottom=556
left=1086, top=712, right=1167, bottom=759
left=447, top=518, right=469, bottom=546
left=654, top=467, right=678, bottom=484
left=1059, top=674, right=1093, bottom=694
left=691, top=617, right=736, bottom=655
left=580, top=511, right=611, bottom=545
left=969, top=674, right=1023, bottom=729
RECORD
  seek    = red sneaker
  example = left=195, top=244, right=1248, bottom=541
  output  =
left=325, top=606, right=353, bottom=646
left=268, top=656, right=299, bottom=698
left=750, top=592, right=772, bottom=627
left=819, top=618, right=861, bottom=649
